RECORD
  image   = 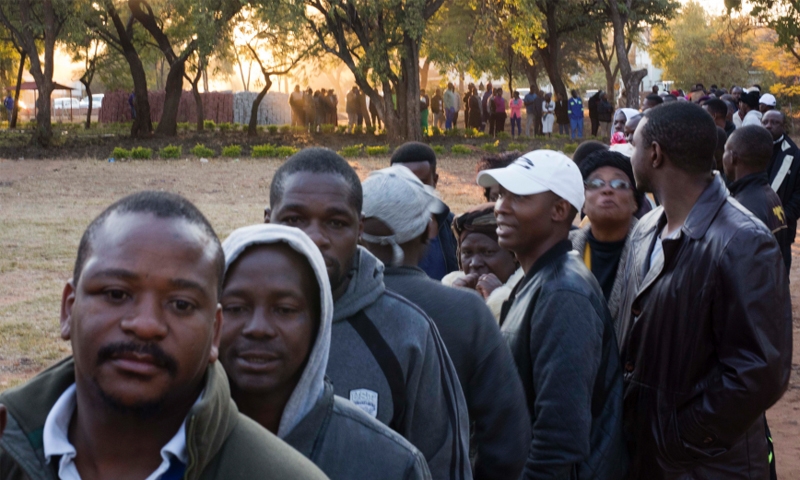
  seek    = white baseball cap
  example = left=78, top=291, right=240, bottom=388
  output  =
left=476, top=150, right=585, bottom=212
left=759, top=93, right=777, bottom=107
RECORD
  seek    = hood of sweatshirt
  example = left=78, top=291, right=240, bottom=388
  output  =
left=332, top=246, right=385, bottom=322
left=221, top=224, right=333, bottom=439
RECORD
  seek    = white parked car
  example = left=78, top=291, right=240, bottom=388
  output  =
left=79, top=94, right=104, bottom=109
left=53, top=97, right=80, bottom=110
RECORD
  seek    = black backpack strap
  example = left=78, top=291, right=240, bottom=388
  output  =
left=346, top=311, right=407, bottom=431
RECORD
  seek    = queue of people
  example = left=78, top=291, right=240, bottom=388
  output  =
left=0, top=89, right=797, bottom=480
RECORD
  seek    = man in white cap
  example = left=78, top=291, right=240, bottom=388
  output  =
left=476, top=151, right=627, bottom=479
left=360, top=165, right=531, bottom=480
left=759, top=93, right=777, bottom=114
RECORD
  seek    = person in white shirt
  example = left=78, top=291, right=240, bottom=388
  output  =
left=739, top=91, right=763, bottom=127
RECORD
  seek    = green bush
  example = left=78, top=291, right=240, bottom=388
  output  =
left=191, top=143, right=215, bottom=157
left=112, top=147, right=131, bottom=159
left=265, top=124, right=277, bottom=134
left=432, top=145, right=445, bottom=155
left=177, top=122, right=190, bottom=130
left=507, top=142, right=526, bottom=151
left=464, top=127, right=479, bottom=138
left=496, top=131, right=511, bottom=140
left=430, top=126, right=442, bottom=136
left=352, top=125, right=363, bottom=135
left=321, top=124, right=336, bottom=134
left=131, top=146, right=152, bottom=159
left=366, top=145, right=390, bottom=156
left=159, top=145, right=182, bottom=159
left=291, top=125, right=306, bottom=134
left=481, top=141, right=499, bottom=153
left=366, top=125, right=376, bottom=135
left=203, top=120, right=216, bottom=130
left=252, top=144, right=277, bottom=158
left=218, top=122, right=232, bottom=132
left=276, top=146, right=299, bottom=157
left=336, top=125, right=348, bottom=134
left=562, top=143, right=579, bottom=154
left=450, top=144, right=472, bottom=155
left=222, top=145, right=242, bottom=157
left=279, top=125, right=292, bottom=133
left=339, top=144, right=363, bottom=157
left=445, top=127, right=461, bottom=137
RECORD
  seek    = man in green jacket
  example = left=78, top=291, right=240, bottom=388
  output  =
left=0, top=191, right=328, bottom=480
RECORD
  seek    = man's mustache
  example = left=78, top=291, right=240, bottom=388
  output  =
left=97, top=342, right=179, bottom=377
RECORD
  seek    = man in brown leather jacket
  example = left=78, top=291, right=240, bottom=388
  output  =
left=620, top=102, right=792, bottom=479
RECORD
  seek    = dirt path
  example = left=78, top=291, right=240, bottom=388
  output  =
left=0, top=157, right=798, bottom=476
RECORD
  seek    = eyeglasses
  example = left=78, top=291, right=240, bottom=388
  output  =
left=584, top=178, right=632, bottom=191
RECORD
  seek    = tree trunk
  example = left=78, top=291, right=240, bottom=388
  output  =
left=81, top=79, right=92, bottom=129
left=156, top=60, right=185, bottom=136
left=248, top=79, right=272, bottom=137
left=10, top=50, right=25, bottom=129
left=420, top=57, right=431, bottom=91
left=523, top=59, right=539, bottom=92
left=538, top=44, right=567, bottom=101
left=192, top=79, right=204, bottom=131
left=609, top=0, right=647, bottom=108
left=399, top=34, right=422, bottom=142
left=32, top=78, right=54, bottom=147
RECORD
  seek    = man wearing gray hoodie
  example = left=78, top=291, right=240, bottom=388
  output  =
left=268, top=148, right=472, bottom=480
left=219, top=224, right=431, bottom=479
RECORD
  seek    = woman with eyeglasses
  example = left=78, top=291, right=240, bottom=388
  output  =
left=569, top=150, right=641, bottom=325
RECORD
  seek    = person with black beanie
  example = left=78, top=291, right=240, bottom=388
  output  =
left=569, top=150, right=640, bottom=326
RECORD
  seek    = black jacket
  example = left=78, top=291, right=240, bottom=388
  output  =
left=555, top=100, right=569, bottom=124
left=729, top=172, right=791, bottom=270
left=768, top=134, right=800, bottom=242
left=597, top=100, right=613, bottom=123
left=499, top=240, right=627, bottom=480
left=383, top=266, right=530, bottom=480
left=618, top=174, right=792, bottom=479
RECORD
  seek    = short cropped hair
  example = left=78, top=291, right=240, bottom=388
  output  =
left=705, top=98, right=727, bottom=117
left=390, top=141, right=437, bottom=171
left=641, top=102, right=717, bottom=174
left=73, top=191, right=225, bottom=295
left=741, top=91, right=759, bottom=110
left=645, top=94, right=664, bottom=106
left=270, top=147, right=363, bottom=213
left=728, top=125, right=774, bottom=170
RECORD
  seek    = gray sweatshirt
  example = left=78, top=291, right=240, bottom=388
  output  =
left=327, top=247, right=473, bottom=480
left=222, top=225, right=430, bottom=480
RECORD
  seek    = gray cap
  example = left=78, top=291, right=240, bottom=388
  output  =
left=361, top=165, right=446, bottom=265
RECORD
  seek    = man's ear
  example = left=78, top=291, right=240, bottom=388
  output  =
left=263, top=206, right=271, bottom=224
left=551, top=198, right=573, bottom=223
left=60, top=281, right=76, bottom=341
left=433, top=171, right=439, bottom=189
left=209, top=303, right=223, bottom=364
left=652, top=142, right=665, bottom=170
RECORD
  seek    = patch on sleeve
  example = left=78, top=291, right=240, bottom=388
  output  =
left=349, top=389, right=379, bottom=418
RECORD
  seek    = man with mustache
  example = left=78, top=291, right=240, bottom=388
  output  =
left=218, top=224, right=430, bottom=479
left=477, top=151, right=627, bottom=479
left=268, top=148, right=472, bottom=480
left=0, top=191, right=327, bottom=480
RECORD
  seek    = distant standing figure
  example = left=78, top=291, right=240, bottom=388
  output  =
left=346, top=86, right=359, bottom=131
left=509, top=91, right=523, bottom=138
left=290, top=85, right=305, bottom=126
left=555, top=92, right=569, bottom=135
left=541, top=93, right=555, bottom=137
left=523, top=87, right=538, bottom=137
left=4, top=94, right=13, bottom=124
left=128, top=92, right=136, bottom=120
left=568, top=89, right=584, bottom=139
left=468, top=87, right=482, bottom=130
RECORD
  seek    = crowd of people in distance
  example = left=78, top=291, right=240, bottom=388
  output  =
left=0, top=80, right=797, bottom=480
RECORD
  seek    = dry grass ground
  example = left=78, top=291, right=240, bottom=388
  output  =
left=0, top=156, right=798, bottom=476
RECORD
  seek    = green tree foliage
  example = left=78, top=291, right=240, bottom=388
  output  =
left=297, top=0, right=448, bottom=143
left=0, top=0, right=76, bottom=147
left=650, top=1, right=754, bottom=90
